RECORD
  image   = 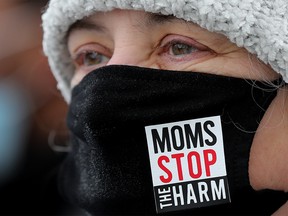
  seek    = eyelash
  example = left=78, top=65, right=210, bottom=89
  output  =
left=72, top=42, right=112, bottom=71
left=157, top=35, right=209, bottom=60
left=73, top=50, right=110, bottom=68
left=160, top=40, right=198, bottom=57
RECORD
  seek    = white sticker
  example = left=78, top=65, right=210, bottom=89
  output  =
left=145, top=116, right=231, bottom=213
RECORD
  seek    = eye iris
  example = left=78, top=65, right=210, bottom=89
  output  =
left=84, top=51, right=102, bottom=66
left=172, top=43, right=194, bottom=55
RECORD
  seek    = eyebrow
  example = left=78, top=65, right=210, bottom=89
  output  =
left=67, top=12, right=180, bottom=35
left=145, top=13, right=179, bottom=26
left=68, top=19, right=106, bottom=35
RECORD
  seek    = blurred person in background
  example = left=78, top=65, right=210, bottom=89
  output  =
left=0, top=0, right=72, bottom=215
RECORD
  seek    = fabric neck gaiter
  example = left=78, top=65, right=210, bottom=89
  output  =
left=60, top=65, right=286, bottom=215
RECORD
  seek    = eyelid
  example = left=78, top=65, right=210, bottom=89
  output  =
left=71, top=43, right=111, bottom=60
left=159, top=34, right=210, bottom=51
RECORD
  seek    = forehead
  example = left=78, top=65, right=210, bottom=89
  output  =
left=68, top=9, right=187, bottom=35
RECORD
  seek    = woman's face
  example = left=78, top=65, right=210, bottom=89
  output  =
left=67, top=9, right=279, bottom=87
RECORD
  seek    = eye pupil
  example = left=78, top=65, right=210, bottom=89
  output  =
left=172, top=43, right=194, bottom=55
left=84, top=51, right=102, bottom=66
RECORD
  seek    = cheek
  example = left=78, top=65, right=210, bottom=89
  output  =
left=71, top=68, right=95, bottom=88
left=206, top=53, right=279, bottom=80
left=156, top=51, right=277, bottom=81
left=156, top=52, right=217, bottom=72
left=71, top=73, right=84, bottom=88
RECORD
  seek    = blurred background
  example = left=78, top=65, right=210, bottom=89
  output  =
left=0, top=0, right=74, bottom=215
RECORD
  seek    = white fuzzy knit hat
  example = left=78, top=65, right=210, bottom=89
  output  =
left=42, top=0, right=288, bottom=103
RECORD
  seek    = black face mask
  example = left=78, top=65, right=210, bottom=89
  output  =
left=59, top=65, right=286, bottom=215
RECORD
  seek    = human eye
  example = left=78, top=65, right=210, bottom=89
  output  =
left=159, top=35, right=211, bottom=61
left=74, top=50, right=109, bottom=67
left=165, top=40, right=198, bottom=56
left=168, top=42, right=197, bottom=56
left=72, top=44, right=111, bottom=70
